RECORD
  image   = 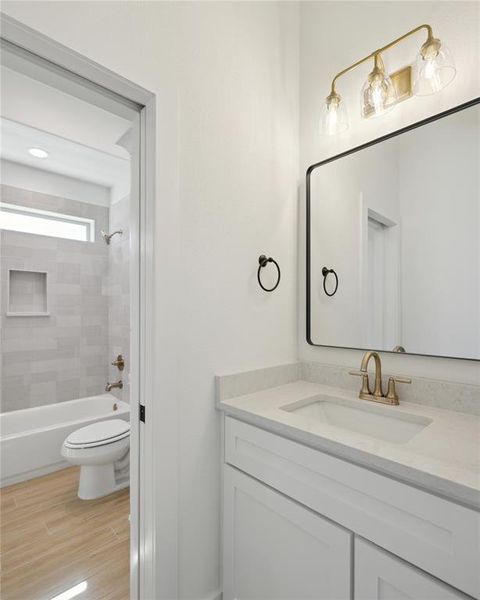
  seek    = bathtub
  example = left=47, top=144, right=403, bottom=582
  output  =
left=0, top=394, right=129, bottom=487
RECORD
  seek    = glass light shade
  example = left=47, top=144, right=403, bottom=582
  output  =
left=413, top=42, right=456, bottom=95
left=361, top=70, right=397, bottom=118
left=319, top=94, right=349, bottom=136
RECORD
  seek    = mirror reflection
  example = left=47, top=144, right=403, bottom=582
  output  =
left=308, top=102, right=479, bottom=360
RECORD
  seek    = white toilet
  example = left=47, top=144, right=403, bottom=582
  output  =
left=61, top=419, right=130, bottom=500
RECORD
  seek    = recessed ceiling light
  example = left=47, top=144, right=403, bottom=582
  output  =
left=28, top=148, right=49, bottom=158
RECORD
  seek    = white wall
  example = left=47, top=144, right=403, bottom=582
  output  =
left=398, top=108, right=479, bottom=359
left=300, top=1, right=480, bottom=384
left=1, top=159, right=111, bottom=206
left=1, top=3, right=300, bottom=599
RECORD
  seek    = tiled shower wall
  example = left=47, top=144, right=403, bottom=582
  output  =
left=0, top=184, right=122, bottom=412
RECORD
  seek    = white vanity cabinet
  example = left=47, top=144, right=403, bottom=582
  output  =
left=355, top=539, right=469, bottom=600
left=222, top=416, right=479, bottom=599
left=223, top=465, right=352, bottom=600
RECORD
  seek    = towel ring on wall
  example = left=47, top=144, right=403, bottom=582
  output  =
left=257, top=255, right=281, bottom=292
left=322, top=267, right=338, bottom=297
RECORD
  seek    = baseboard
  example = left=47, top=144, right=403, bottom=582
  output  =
left=0, top=459, right=69, bottom=488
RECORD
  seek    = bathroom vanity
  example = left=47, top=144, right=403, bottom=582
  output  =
left=218, top=97, right=480, bottom=600
left=217, top=377, right=480, bottom=600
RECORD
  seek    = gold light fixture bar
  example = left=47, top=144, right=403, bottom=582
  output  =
left=329, top=23, right=433, bottom=98
left=320, top=24, right=456, bottom=135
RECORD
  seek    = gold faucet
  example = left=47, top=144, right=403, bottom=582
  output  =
left=349, top=351, right=411, bottom=405
left=106, top=380, right=123, bottom=392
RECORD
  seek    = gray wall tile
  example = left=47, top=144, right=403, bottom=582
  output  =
left=1, top=185, right=124, bottom=411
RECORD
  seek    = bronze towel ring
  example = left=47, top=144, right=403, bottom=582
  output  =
left=322, top=267, right=338, bottom=296
left=257, top=255, right=281, bottom=292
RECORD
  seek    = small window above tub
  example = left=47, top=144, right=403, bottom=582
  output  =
left=7, top=270, right=49, bottom=317
left=0, top=203, right=95, bottom=242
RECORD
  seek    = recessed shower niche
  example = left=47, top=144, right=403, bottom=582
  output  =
left=7, top=269, right=49, bottom=317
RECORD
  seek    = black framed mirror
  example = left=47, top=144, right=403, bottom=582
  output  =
left=306, top=98, right=480, bottom=361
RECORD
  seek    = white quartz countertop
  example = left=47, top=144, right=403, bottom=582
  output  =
left=217, top=380, right=480, bottom=510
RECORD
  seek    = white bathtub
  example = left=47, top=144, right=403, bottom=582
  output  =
left=0, top=394, right=129, bottom=487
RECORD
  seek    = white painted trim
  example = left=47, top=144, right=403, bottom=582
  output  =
left=0, top=14, right=161, bottom=600
left=219, top=415, right=226, bottom=600
left=129, top=112, right=142, bottom=600
left=0, top=459, right=68, bottom=487
left=359, top=195, right=401, bottom=350
left=137, top=97, right=156, bottom=600
left=0, top=14, right=151, bottom=108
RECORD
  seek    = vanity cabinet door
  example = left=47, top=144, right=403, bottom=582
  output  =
left=223, top=465, right=352, bottom=600
left=355, top=538, right=470, bottom=600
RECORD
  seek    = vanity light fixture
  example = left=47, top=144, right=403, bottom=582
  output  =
left=413, top=34, right=456, bottom=95
left=361, top=53, right=397, bottom=118
left=320, top=91, right=349, bottom=135
left=320, top=24, right=456, bottom=135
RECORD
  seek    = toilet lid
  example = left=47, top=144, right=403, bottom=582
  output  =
left=65, top=419, right=130, bottom=448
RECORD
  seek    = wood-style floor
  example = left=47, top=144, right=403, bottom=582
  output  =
left=0, top=466, right=129, bottom=600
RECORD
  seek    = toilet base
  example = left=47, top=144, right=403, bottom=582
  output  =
left=78, top=463, right=129, bottom=500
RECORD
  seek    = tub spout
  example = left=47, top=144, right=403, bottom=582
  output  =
left=106, top=380, right=123, bottom=392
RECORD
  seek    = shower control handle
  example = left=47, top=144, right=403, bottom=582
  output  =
left=111, top=354, right=125, bottom=371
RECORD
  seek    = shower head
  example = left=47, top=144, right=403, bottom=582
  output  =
left=100, top=229, right=123, bottom=245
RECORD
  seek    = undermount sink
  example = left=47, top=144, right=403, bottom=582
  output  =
left=281, top=395, right=432, bottom=444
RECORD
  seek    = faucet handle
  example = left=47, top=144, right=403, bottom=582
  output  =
left=386, top=376, right=411, bottom=404
left=111, top=354, right=125, bottom=371
left=391, top=376, right=412, bottom=384
left=349, top=370, right=370, bottom=396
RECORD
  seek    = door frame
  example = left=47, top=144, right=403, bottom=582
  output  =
left=358, top=194, right=401, bottom=351
left=0, top=14, right=157, bottom=599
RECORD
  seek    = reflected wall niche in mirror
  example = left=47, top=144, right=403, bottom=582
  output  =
left=306, top=98, right=480, bottom=361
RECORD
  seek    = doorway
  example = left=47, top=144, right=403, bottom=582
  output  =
left=0, top=18, right=155, bottom=600
left=359, top=197, right=401, bottom=352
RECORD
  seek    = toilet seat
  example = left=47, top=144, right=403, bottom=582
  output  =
left=64, top=419, right=130, bottom=449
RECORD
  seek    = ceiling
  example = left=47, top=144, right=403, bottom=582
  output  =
left=0, top=65, right=132, bottom=200
left=1, top=65, right=133, bottom=159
